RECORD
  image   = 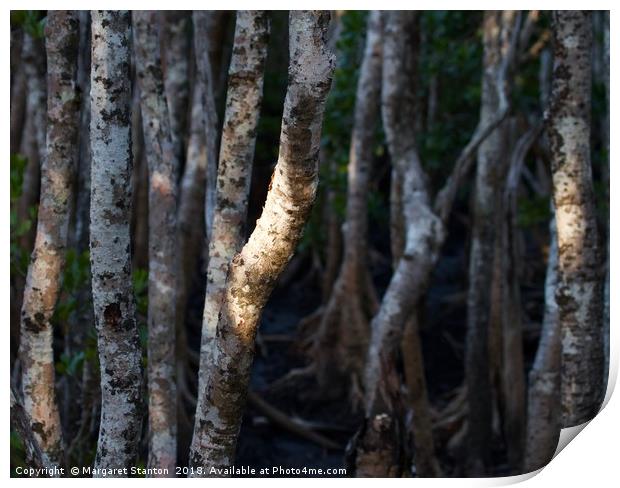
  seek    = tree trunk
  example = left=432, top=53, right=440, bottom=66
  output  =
left=90, top=10, right=143, bottom=473
left=601, top=11, right=610, bottom=391
left=188, top=11, right=335, bottom=474
left=498, top=125, right=540, bottom=471
left=354, top=11, right=443, bottom=477
left=464, top=10, right=519, bottom=474
left=548, top=10, right=604, bottom=427
left=193, top=11, right=222, bottom=244
left=19, top=11, right=80, bottom=467
left=11, top=387, right=54, bottom=473
left=191, top=10, right=270, bottom=464
left=312, top=11, right=382, bottom=402
left=523, top=209, right=561, bottom=472
left=133, top=10, right=180, bottom=473
left=162, top=11, right=191, bottom=173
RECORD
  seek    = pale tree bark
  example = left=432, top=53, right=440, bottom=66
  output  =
left=548, top=10, right=604, bottom=427
left=354, top=11, right=442, bottom=477
left=188, top=11, right=335, bottom=474
left=162, top=11, right=191, bottom=171
left=175, top=14, right=229, bottom=462
left=191, top=10, right=270, bottom=461
left=193, top=11, right=222, bottom=244
left=12, top=34, right=45, bottom=358
left=90, top=10, right=143, bottom=473
left=354, top=10, right=521, bottom=477
left=464, top=10, right=520, bottom=474
left=523, top=209, right=561, bottom=472
left=311, top=11, right=382, bottom=403
left=133, top=10, right=179, bottom=473
left=19, top=11, right=80, bottom=467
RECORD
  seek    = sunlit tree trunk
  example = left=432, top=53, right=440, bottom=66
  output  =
left=19, top=11, right=80, bottom=467
left=90, top=10, right=143, bottom=473
left=312, top=11, right=382, bottom=403
left=548, top=10, right=604, bottom=427
left=133, top=10, right=179, bottom=473
left=190, top=10, right=270, bottom=465
left=189, top=11, right=335, bottom=474
left=464, top=10, right=519, bottom=474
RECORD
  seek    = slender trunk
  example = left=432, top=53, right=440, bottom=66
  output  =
left=355, top=11, right=443, bottom=477
left=19, top=34, right=47, bottom=254
left=548, top=11, right=603, bottom=427
left=523, top=209, right=560, bottom=472
left=499, top=125, right=540, bottom=471
left=193, top=11, right=222, bottom=244
left=73, top=11, right=92, bottom=254
left=133, top=10, right=179, bottom=473
left=90, top=10, right=143, bottom=473
left=313, top=11, right=382, bottom=401
left=11, top=387, right=54, bottom=472
left=162, top=11, right=191, bottom=173
left=19, top=11, right=80, bottom=467
left=190, top=11, right=270, bottom=465
left=464, top=11, right=519, bottom=474
left=188, top=11, right=335, bottom=473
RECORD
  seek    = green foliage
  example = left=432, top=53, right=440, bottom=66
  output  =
left=300, top=11, right=373, bottom=256
left=10, top=430, right=27, bottom=476
left=11, top=11, right=46, bottom=38
left=417, top=11, right=483, bottom=189
left=517, top=194, right=550, bottom=228
left=10, top=154, right=36, bottom=278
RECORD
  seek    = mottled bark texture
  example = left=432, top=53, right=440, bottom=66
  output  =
left=193, top=11, right=222, bottom=243
left=548, top=11, right=604, bottom=427
left=312, top=11, right=382, bottom=403
left=524, top=211, right=561, bottom=472
left=162, top=11, right=191, bottom=171
left=189, top=11, right=335, bottom=474
left=90, top=10, right=143, bottom=473
left=19, top=11, right=80, bottom=467
left=133, top=10, right=179, bottom=473
left=191, top=10, right=269, bottom=460
left=11, top=387, right=54, bottom=473
left=354, top=11, right=442, bottom=478
left=464, top=11, right=519, bottom=474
